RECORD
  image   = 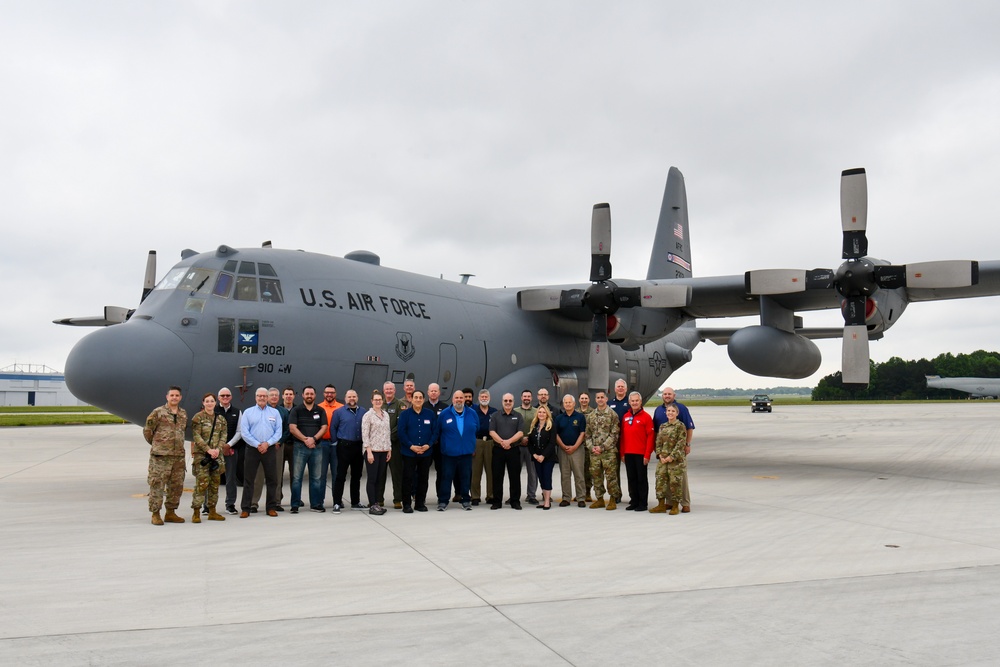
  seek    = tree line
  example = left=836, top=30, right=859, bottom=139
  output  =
left=811, top=350, right=1000, bottom=400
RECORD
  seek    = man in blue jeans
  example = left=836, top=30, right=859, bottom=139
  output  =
left=288, top=386, right=329, bottom=514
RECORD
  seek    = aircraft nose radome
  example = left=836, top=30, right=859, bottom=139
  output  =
left=65, top=321, right=194, bottom=425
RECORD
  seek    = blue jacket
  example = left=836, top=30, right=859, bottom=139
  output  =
left=329, top=405, right=367, bottom=442
left=437, top=405, right=478, bottom=456
left=652, top=401, right=695, bottom=432
left=398, top=407, right=439, bottom=458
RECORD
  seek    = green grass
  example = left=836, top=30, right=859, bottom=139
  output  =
left=0, top=405, right=106, bottom=413
left=0, top=413, right=128, bottom=427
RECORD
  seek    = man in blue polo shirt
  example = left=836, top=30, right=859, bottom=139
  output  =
left=554, top=395, right=587, bottom=507
left=436, top=390, right=479, bottom=511
left=239, top=388, right=283, bottom=518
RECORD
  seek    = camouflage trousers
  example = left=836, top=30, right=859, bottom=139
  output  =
left=190, top=461, right=223, bottom=510
left=589, top=449, right=621, bottom=499
left=655, top=461, right=686, bottom=503
left=148, top=454, right=185, bottom=512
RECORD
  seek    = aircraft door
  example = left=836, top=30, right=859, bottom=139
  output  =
left=438, top=343, right=457, bottom=396
left=351, top=363, right=388, bottom=403
left=626, top=359, right=640, bottom=391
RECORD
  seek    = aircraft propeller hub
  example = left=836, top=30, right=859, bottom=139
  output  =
left=584, top=281, right=619, bottom=315
left=835, top=258, right=876, bottom=298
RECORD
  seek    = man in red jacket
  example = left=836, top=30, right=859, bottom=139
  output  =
left=619, top=391, right=654, bottom=511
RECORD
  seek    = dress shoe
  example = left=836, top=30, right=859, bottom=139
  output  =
left=559, top=499, right=571, bottom=507
left=625, top=504, right=638, bottom=511
left=267, top=509, right=278, bottom=517
left=511, top=504, right=522, bottom=510
left=403, top=506, right=413, bottom=514
left=526, top=497, right=539, bottom=505
left=535, top=504, right=546, bottom=509
left=415, top=505, right=428, bottom=512
left=577, top=501, right=586, bottom=508
left=151, top=511, right=163, bottom=526
left=290, top=507, right=299, bottom=514
left=249, top=507, right=258, bottom=514
left=240, top=511, right=250, bottom=518
left=471, top=499, right=481, bottom=506
left=163, top=510, right=185, bottom=523
left=681, top=505, right=691, bottom=513
left=490, top=504, right=502, bottom=510
left=275, top=506, right=285, bottom=512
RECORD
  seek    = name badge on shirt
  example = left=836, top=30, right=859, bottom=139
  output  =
left=423, top=419, right=431, bottom=425
left=313, top=414, right=320, bottom=420
left=626, top=417, right=633, bottom=424
left=446, top=418, right=454, bottom=424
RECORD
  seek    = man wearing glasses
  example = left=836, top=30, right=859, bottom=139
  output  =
left=489, top=393, right=525, bottom=510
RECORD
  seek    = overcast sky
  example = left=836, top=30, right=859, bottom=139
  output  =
left=3, top=1, right=1000, bottom=390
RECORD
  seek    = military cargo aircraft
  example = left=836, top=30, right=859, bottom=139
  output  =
left=925, top=375, right=1000, bottom=398
left=57, top=167, right=1000, bottom=424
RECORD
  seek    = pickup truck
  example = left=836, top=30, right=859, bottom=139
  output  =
left=750, top=394, right=772, bottom=413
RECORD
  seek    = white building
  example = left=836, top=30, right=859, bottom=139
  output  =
left=0, top=364, right=84, bottom=407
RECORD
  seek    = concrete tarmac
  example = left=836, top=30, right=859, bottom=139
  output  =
left=2, top=403, right=999, bottom=665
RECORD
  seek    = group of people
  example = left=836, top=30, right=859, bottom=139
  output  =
left=141, top=378, right=696, bottom=525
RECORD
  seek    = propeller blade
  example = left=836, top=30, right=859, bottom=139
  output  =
left=517, top=289, right=564, bottom=311
left=904, top=260, right=979, bottom=289
left=616, top=284, right=691, bottom=308
left=744, top=269, right=835, bottom=295
left=141, top=251, right=157, bottom=303
left=841, top=168, right=868, bottom=259
left=517, top=288, right=586, bottom=311
left=590, top=203, right=612, bottom=282
left=842, top=324, right=870, bottom=385
left=588, top=314, right=610, bottom=391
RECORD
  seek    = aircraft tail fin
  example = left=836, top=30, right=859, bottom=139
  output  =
left=646, top=167, right=692, bottom=280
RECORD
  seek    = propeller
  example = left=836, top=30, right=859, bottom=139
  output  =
left=745, top=168, right=978, bottom=386
left=518, top=204, right=689, bottom=392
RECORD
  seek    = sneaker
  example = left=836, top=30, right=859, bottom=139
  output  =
left=331, top=504, right=342, bottom=515
left=351, top=503, right=367, bottom=511
left=462, top=502, right=472, bottom=511
left=403, top=506, right=413, bottom=514
left=526, top=497, right=538, bottom=505
left=249, top=507, right=258, bottom=514
left=290, top=507, right=299, bottom=514
left=369, top=504, right=386, bottom=516
left=275, top=506, right=285, bottom=512
left=226, top=505, right=237, bottom=515
left=202, top=507, right=210, bottom=515
left=310, top=506, right=326, bottom=513
left=437, top=504, right=447, bottom=512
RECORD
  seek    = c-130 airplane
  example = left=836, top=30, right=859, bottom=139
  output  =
left=58, top=167, right=1000, bottom=424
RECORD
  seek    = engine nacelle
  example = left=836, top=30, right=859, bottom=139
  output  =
left=607, top=308, right=686, bottom=351
left=728, top=326, right=821, bottom=379
left=856, top=288, right=908, bottom=335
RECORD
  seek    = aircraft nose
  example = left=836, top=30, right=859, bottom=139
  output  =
left=65, top=321, right=194, bottom=425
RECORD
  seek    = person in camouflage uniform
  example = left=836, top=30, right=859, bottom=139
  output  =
left=190, top=393, right=227, bottom=523
left=652, top=404, right=686, bottom=515
left=143, top=386, right=187, bottom=526
left=585, top=391, right=621, bottom=510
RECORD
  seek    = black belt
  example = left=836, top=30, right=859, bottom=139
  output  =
left=339, top=439, right=361, bottom=445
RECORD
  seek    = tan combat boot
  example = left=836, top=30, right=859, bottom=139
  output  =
left=669, top=503, right=680, bottom=515
left=163, top=509, right=185, bottom=523
left=151, top=511, right=164, bottom=526
left=649, top=499, right=668, bottom=513
left=192, top=509, right=201, bottom=524
left=589, top=498, right=605, bottom=509
left=207, top=508, right=226, bottom=521
left=605, top=498, right=617, bottom=511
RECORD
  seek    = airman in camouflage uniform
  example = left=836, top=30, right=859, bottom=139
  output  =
left=143, top=386, right=188, bottom=525
left=652, top=405, right=686, bottom=515
left=585, top=391, right=621, bottom=510
left=190, top=393, right=227, bottom=522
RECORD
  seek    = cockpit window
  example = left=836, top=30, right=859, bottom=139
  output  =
left=223, top=260, right=238, bottom=272
left=154, top=268, right=187, bottom=291
left=258, top=263, right=277, bottom=277
left=235, top=276, right=258, bottom=301
left=238, top=261, right=256, bottom=275
left=260, top=278, right=283, bottom=303
left=177, top=268, right=217, bottom=296
left=213, top=273, right=234, bottom=299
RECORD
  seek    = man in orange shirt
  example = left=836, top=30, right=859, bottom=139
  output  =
left=317, top=384, right=343, bottom=512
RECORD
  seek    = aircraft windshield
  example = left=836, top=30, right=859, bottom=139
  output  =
left=154, top=263, right=282, bottom=303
